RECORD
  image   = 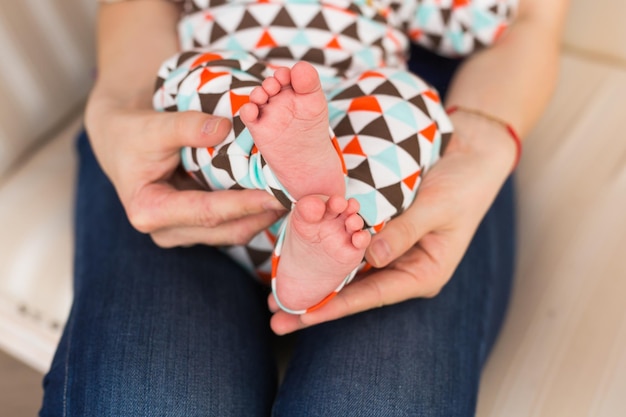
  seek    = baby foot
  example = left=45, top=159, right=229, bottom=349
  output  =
left=273, top=195, right=371, bottom=312
left=239, top=61, right=345, bottom=200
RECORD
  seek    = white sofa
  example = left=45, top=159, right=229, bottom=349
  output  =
left=0, top=1, right=624, bottom=415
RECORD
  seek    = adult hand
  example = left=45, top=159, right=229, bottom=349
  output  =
left=269, top=112, right=517, bottom=334
left=85, top=97, right=286, bottom=248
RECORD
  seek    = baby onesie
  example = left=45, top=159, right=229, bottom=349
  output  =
left=153, top=0, right=518, bottom=313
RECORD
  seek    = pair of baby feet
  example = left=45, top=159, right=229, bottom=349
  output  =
left=239, top=62, right=370, bottom=313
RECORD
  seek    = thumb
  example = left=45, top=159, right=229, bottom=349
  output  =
left=147, top=110, right=232, bottom=151
left=365, top=200, right=443, bottom=268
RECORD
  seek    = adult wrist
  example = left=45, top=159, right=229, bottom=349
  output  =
left=446, top=105, right=521, bottom=172
left=444, top=108, right=519, bottom=177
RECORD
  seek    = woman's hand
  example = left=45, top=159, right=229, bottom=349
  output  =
left=268, top=112, right=517, bottom=334
left=85, top=98, right=286, bottom=248
left=87, top=1, right=286, bottom=248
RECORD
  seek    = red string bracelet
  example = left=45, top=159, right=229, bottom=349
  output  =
left=446, top=105, right=522, bottom=173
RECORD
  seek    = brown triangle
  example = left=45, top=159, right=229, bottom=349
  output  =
left=212, top=146, right=235, bottom=182
left=308, top=11, right=330, bottom=31
left=199, top=93, right=224, bottom=115
left=301, top=48, right=325, bottom=65
left=266, top=46, right=294, bottom=60
left=371, top=81, right=401, bottom=98
left=332, top=84, right=366, bottom=100
left=342, top=22, right=359, bottom=40
left=397, top=134, right=421, bottom=162
left=409, top=94, right=430, bottom=118
left=237, top=10, right=261, bottom=31
left=210, top=22, right=228, bottom=43
left=441, top=9, right=452, bottom=25
left=245, top=246, right=273, bottom=268
left=359, top=117, right=392, bottom=140
left=348, top=159, right=376, bottom=188
left=331, top=115, right=355, bottom=137
left=376, top=182, right=405, bottom=211
left=271, top=7, right=297, bottom=27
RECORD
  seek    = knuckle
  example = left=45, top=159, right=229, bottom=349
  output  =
left=150, top=233, right=176, bottom=249
left=196, top=201, right=223, bottom=228
left=172, top=112, right=192, bottom=139
left=422, top=285, right=443, bottom=299
left=126, top=201, right=156, bottom=234
left=396, top=220, right=418, bottom=247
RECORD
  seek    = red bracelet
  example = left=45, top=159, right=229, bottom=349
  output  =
left=446, top=105, right=522, bottom=173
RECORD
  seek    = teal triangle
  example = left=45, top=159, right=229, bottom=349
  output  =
left=416, top=4, right=437, bottom=26
left=449, top=30, right=465, bottom=53
left=169, top=66, right=190, bottom=80
left=386, top=101, right=417, bottom=129
left=371, top=146, right=402, bottom=178
left=268, top=218, right=285, bottom=236
left=472, top=9, right=496, bottom=31
left=226, top=36, right=246, bottom=52
left=327, top=103, right=346, bottom=124
left=201, top=163, right=227, bottom=190
left=234, top=129, right=254, bottom=154
left=182, top=21, right=194, bottom=41
left=355, top=48, right=377, bottom=68
left=291, top=30, right=310, bottom=46
left=177, top=93, right=194, bottom=111
left=349, top=190, right=378, bottom=226
left=389, top=71, right=420, bottom=90
left=430, top=136, right=442, bottom=165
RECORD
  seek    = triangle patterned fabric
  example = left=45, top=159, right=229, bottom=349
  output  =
left=154, top=0, right=516, bottom=286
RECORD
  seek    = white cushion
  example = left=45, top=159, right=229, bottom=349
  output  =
left=0, top=115, right=80, bottom=373
left=564, top=0, right=626, bottom=63
left=477, top=53, right=626, bottom=416
left=0, top=0, right=96, bottom=178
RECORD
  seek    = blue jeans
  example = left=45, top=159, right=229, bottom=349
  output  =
left=41, top=45, right=516, bottom=416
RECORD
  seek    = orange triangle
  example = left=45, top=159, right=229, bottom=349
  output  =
left=409, top=29, right=422, bottom=40
left=423, top=89, right=440, bottom=104
left=206, top=147, right=215, bottom=157
left=420, top=123, right=437, bottom=143
left=199, top=68, right=228, bottom=89
left=191, top=53, right=222, bottom=69
left=256, top=30, right=278, bottom=48
left=230, top=91, right=249, bottom=115
left=251, top=144, right=259, bottom=155
left=493, top=23, right=507, bottom=41
left=358, top=70, right=385, bottom=80
left=348, top=96, right=382, bottom=113
left=453, top=0, right=470, bottom=8
left=343, top=135, right=366, bottom=156
left=372, top=222, right=386, bottom=233
left=326, top=36, right=342, bottom=49
left=331, top=137, right=348, bottom=174
left=271, top=255, right=279, bottom=277
left=402, top=170, right=421, bottom=190
left=264, top=229, right=277, bottom=244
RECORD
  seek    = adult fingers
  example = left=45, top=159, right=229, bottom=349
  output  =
left=364, top=193, right=446, bottom=268
left=150, top=210, right=286, bottom=247
left=127, top=182, right=286, bottom=233
left=144, top=110, right=233, bottom=151
left=269, top=243, right=447, bottom=335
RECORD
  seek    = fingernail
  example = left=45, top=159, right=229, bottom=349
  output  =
left=202, top=118, right=222, bottom=135
left=370, top=239, right=391, bottom=265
